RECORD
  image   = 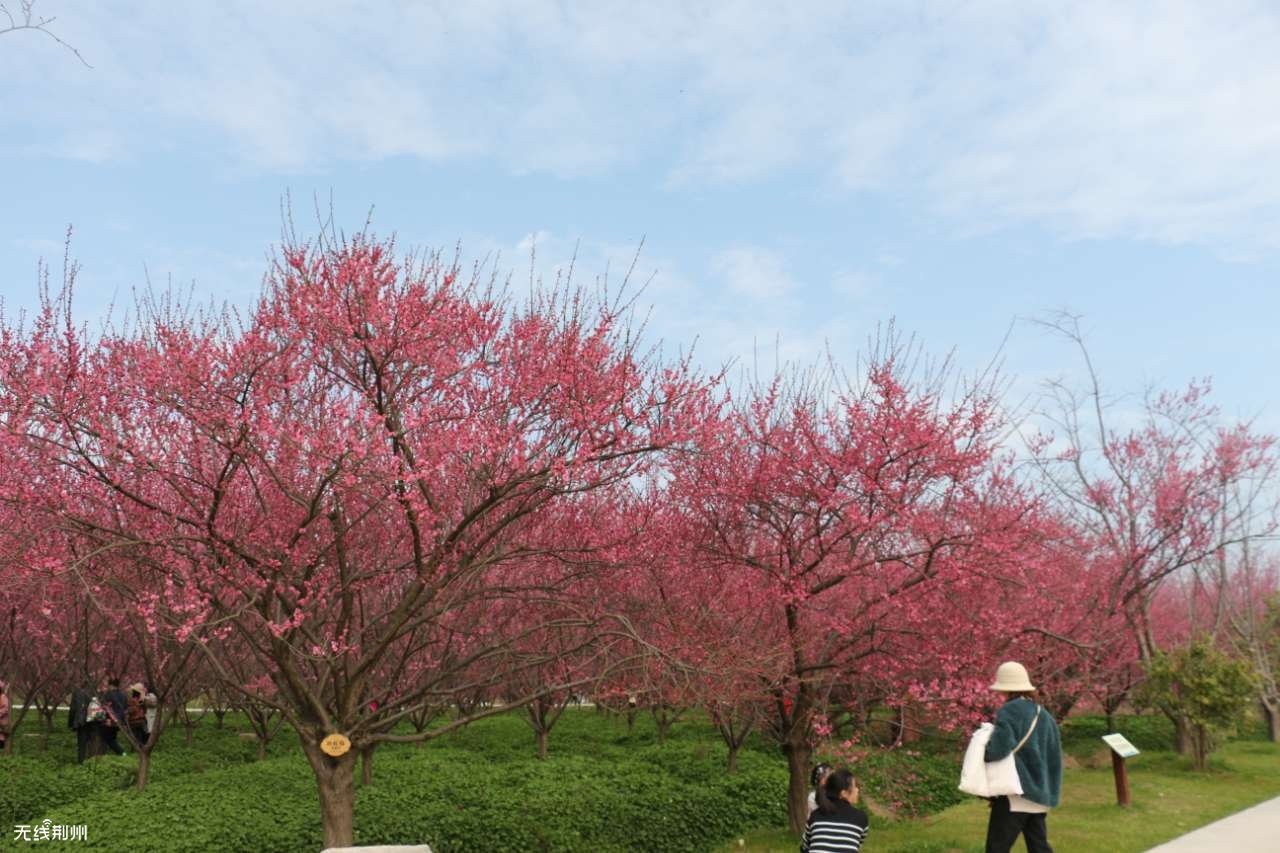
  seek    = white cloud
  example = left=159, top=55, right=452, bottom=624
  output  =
left=8, top=2, right=1280, bottom=250
left=831, top=269, right=875, bottom=299
left=710, top=245, right=798, bottom=300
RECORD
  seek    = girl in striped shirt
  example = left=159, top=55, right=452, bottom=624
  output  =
left=801, top=768, right=869, bottom=853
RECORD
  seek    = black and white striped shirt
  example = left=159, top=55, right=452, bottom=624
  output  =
left=800, top=801, right=869, bottom=853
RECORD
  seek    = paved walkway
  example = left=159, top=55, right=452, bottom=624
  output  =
left=1144, top=795, right=1280, bottom=852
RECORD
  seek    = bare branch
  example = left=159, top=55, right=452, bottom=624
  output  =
left=0, top=0, right=90, bottom=67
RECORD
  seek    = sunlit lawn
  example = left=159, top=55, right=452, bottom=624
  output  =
left=723, top=739, right=1280, bottom=852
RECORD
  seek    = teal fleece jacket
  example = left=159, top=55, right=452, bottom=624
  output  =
left=983, top=697, right=1062, bottom=808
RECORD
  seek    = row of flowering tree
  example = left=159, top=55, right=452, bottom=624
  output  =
left=1, top=234, right=1276, bottom=844
left=0, top=231, right=715, bottom=847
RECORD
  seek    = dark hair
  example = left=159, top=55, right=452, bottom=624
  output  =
left=810, top=762, right=832, bottom=788
left=108, top=678, right=120, bottom=688
left=815, top=768, right=857, bottom=814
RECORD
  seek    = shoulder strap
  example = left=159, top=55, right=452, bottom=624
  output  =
left=1012, top=705, right=1040, bottom=755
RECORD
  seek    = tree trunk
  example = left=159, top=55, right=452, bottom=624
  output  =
left=726, top=743, right=739, bottom=774
left=1192, top=726, right=1209, bottom=771
left=652, top=706, right=680, bottom=745
left=1174, top=715, right=1193, bottom=756
left=214, top=710, right=226, bottom=729
left=361, top=744, right=375, bottom=786
left=536, top=728, right=549, bottom=760
left=135, top=748, right=151, bottom=791
left=301, top=735, right=358, bottom=850
left=257, top=737, right=268, bottom=761
left=782, top=737, right=812, bottom=834
left=1262, top=700, right=1279, bottom=743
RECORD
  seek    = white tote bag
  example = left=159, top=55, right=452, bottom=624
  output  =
left=958, top=710, right=1040, bottom=798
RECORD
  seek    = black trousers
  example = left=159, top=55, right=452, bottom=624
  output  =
left=986, top=796, right=1052, bottom=853
left=100, top=724, right=125, bottom=755
left=75, top=723, right=98, bottom=763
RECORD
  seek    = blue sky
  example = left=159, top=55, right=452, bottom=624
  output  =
left=2, top=1, right=1278, bottom=429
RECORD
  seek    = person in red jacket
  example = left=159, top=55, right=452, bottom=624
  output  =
left=126, top=683, right=149, bottom=747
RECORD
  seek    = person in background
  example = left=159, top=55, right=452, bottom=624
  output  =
left=0, top=679, right=11, bottom=753
left=68, top=681, right=98, bottom=763
left=126, top=683, right=149, bottom=747
left=983, top=661, right=1063, bottom=853
left=99, top=677, right=128, bottom=756
left=807, top=762, right=833, bottom=814
left=143, top=684, right=158, bottom=734
left=800, top=768, right=869, bottom=853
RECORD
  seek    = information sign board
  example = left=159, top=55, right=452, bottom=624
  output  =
left=1102, top=733, right=1139, bottom=758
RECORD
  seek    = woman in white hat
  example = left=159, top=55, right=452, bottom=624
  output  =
left=983, top=661, right=1062, bottom=853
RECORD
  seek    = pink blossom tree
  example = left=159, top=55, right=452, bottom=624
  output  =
left=0, top=228, right=714, bottom=846
left=662, top=344, right=1036, bottom=832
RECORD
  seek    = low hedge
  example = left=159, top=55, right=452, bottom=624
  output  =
left=855, top=749, right=967, bottom=817
left=1, top=757, right=135, bottom=826
left=354, top=749, right=785, bottom=852
left=27, top=758, right=319, bottom=853
left=1061, top=713, right=1177, bottom=754
left=19, top=743, right=785, bottom=852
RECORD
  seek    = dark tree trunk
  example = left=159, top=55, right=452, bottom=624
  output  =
left=1174, top=715, right=1193, bottom=756
left=536, top=728, right=549, bottom=760
left=136, top=748, right=151, bottom=790
left=301, top=734, right=358, bottom=850
left=1191, top=725, right=1210, bottom=771
left=651, top=705, right=682, bottom=745
left=782, top=737, right=813, bottom=834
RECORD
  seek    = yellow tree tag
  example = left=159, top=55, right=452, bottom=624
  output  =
left=320, top=733, right=351, bottom=757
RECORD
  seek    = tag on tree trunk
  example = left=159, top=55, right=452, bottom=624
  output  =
left=321, top=733, right=351, bottom=757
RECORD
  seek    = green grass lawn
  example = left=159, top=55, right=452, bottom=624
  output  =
left=723, top=738, right=1280, bottom=852
left=4, top=706, right=1278, bottom=851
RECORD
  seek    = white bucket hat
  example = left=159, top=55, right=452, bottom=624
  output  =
left=990, top=661, right=1035, bottom=692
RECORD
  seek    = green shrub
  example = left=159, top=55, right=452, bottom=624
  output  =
left=353, top=748, right=785, bottom=853
left=1, top=757, right=134, bottom=825
left=1061, top=713, right=1177, bottom=755
left=14, top=729, right=786, bottom=852
left=854, top=749, right=966, bottom=817
left=24, top=758, right=320, bottom=852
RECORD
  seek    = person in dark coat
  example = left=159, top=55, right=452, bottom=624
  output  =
left=68, top=683, right=100, bottom=763
left=99, top=678, right=128, bottom=756
left=983, top=661, right=1063, bottom=853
